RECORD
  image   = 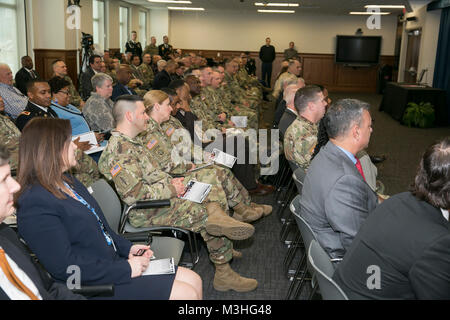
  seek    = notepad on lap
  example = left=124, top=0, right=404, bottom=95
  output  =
left=142, top=257, right=175, bottom=276
left=72, top=131, right=106, bottom=154
left=211, top=148, right=237, bottom=168
left=179, top=180, right=212, bottom=204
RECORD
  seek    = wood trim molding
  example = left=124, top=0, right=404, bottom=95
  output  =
left=33, top=49, right=79, bottom=87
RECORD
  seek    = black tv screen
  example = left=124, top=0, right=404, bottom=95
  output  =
left=335, top=35, right=382, bottom=65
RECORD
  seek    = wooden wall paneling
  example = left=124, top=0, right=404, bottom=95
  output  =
left=33, top=49, right=79, bottom=87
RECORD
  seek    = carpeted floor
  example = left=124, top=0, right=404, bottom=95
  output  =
left=189, top=92, right=449, bottom=300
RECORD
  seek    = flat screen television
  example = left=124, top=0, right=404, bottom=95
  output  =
left=335, top=35, right=382, bottom=66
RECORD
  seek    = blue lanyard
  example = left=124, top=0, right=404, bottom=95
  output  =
left=64, top=183, right=117, bottom=252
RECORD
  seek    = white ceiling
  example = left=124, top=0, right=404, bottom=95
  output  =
left=123, top=0, right=410, bottom=15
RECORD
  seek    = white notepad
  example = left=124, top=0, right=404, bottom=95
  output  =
left=211, top=148, right=237, bottom=169
left=231, top=116, right=248, bottom=128
left=179, top=180, right=212, bottom=204
left=142, top=257, right=175, bottom=276
left=72, top=131, right=106, bottom=154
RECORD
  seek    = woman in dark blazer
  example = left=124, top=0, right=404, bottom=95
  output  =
left=15, top=118, right=202, bottom=300
left=333, top=137, right=450, bottom=299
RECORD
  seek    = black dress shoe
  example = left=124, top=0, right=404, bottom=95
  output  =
left=370, top=155, right=386, bottom=164
left=248, top=183, right=275, bottom=196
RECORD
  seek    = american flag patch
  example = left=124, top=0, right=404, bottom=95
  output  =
left=110, top=164, right=122, bottom=177
left=147, top=139, right=158, bottom=150
left=166, top=127, right=175, bottom=137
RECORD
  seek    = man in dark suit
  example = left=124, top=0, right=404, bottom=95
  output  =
left=300, top=99, right=379, bottom=260
left=333, top=138, right=450, bottom=299
left=14, top=56, right=40, bottom=96
left=158, top=35, right=173, bottom=60
left=15, top=80, right=58, bottom=131
left=153, top=60, right=176, bottom=90
left=0, top=145, right=84, bottom=300
left=79, top=55, right=102, bottom=101
left=111, top=65, right=137, bottom=102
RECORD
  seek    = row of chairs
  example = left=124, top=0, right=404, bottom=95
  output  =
left=271, top=154, right=348, bottom=300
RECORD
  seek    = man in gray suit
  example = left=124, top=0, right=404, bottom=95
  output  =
left=300, top=99, right=379, bottom=260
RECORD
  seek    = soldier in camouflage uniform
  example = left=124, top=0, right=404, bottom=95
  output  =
left=82, top=73, right=115, bottom=132
left=283, top=86, right=327, bottom=170
left=0, top=102, right=20, bottom=171
left=98, top=95, right=259, bottom=293
left=70, top=149, right=101, bottom=188
left=138, top=54, right=155, bottom=89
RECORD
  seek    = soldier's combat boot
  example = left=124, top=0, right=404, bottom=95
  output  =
left=206, top=202, right=255, bottom=240
left=213, top=263, right=258, bottom=292
left=232, top=202, right=263, bottom=223
left=250, top=202, right=273, bottom=217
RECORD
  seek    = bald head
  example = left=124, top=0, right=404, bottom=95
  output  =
left=0, top=64, right=13, bottom=86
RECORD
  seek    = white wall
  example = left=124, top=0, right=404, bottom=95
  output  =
left=169, top=10, right=398, bottom=55
left=398, top=0, right=441, bottom=85
left=32, top=0, right=66, bottom=49
left=150, top=8, right=169, bottom=45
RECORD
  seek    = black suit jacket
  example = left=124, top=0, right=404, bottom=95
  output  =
left=0, top=224, right=84, bottom=300
left=79, top=67, right=96, bottom=101
left=153, top=70, right=172, bottom=90
left=278, top=108, right=297, bottom=140
left=15, top=102, right=59, bottom=131
left=158, top=44, right=173, bottom=60
left=14, top=68, right=40, bottom=95
left=333, top=192, right=450, bottom=299
left=111, top=83, right=137, bottom=102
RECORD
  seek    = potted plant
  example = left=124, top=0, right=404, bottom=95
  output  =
left=402, top=101, right=435, bottom=128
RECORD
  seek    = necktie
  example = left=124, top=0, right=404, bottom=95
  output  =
left=0, top=248, right=39, bottom=300
left=355, top=158, right=366, bottom=181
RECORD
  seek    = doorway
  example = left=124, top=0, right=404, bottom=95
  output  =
left=404, top=29, right=421, bottom=83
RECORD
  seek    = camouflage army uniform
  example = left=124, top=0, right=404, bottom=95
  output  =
left=143, top=44, right=159, bottom=56
left=82, top=93, right=115, bottom=132
left=189, top=94, right=218, bottom=131
left=98, top=130, right=233, bottom=264
left=70, top=149, right=101, bottom=188
left=236, top=67, right=262, bottom=100
left=223, top=72, right=259, bottom=110
left=62, top=76, right=83, bottom=109
left=129, top=65, right=149, bottom=97
left=136, top=117, right=251, bottom=209
left=137, top=63, right=154, bottom=89
left=217, top=86, right=259, bottom=130
left=0, top=114, right=20, bottom=171
left=283, top=116, right=318, bottom=170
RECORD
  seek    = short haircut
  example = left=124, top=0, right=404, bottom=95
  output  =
left=52, top=59, right=65, bottom=68
left=131, top=54, right=140, bottom=62
left=293, top=85, right=322, bottom=114
left=89, top=54, right=101, bottom=65
left=91, top=73, right=112, bottom=91
left=157, top=60, right=167, bottom=68
left=113, top=95, right=143, bottom=124
left=412, top=137, right=450, bottom=209
left=324, top=98, right=370, bottom=139
left=168, top=79, right=186, bottom=91
left=0, top=144, right=9, bottom=166
left=48, top=77, right=71, bottom=94
left=26, top=79, right=48, bottom=94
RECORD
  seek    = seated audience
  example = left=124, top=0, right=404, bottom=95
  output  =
left=333, top=137, right=450, bottom=299
left=16, top=118, right=202, bottom=300
left=111, top=65, right=138, bottom=101
left=283, top=85, right=327, bottom=170
left=98, top=95, right=259, bottom=293
left=15, top=80, right=58, bottom=131
left=137, top=53, right=154, bottom=90
left=0, top=63, right=28, bottom=119
left=79, top=55, right=103, bottom=101
left=153, top=60, right=176, bottom=90
left=83, top=73, right=115, bottom=132
left=300, top=99, right=379, bottom=260
left=51, top=59, right=84, bottom=109
left=0, top=145, right=85, bottom=300
left=14, top=56, right=40, bottom=96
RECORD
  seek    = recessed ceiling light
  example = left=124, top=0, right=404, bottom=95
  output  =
left=365, top=5, right=405, bottom=9
left=148, top=0, right=192, bottom=4
left=255, top=2, right=299, bottom=7
left=258, top=9, right=295, bottom=13
left=349, top=11, right=391, bottom=15
left=168, top=6, right=205, bottom=11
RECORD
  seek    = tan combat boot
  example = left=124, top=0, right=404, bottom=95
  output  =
left=206, top=202, right=255, bottom=240
left=232, top=202, right=263, bottom=223
left=251, top=202, right=273, bottom=217
left=213, top=263, right=258, bottom=292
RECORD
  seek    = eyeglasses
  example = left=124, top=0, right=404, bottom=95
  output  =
left=58, top=90, right=71, bottom=96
